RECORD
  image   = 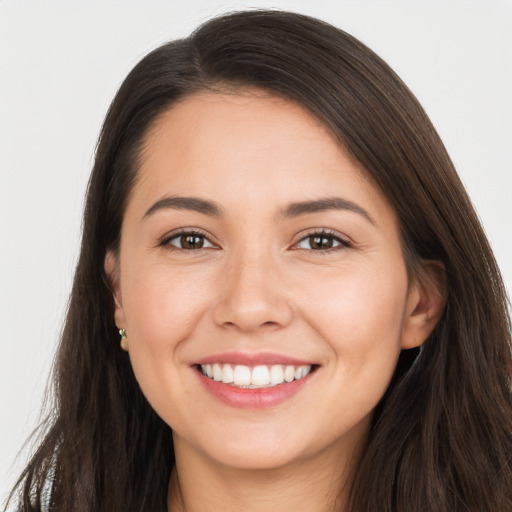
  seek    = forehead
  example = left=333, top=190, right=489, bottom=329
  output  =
left=129, top=89, right=394, bottom=226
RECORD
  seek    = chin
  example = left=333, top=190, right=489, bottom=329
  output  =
left=208, top=443, right=304, bottom=471
left=179, top=423, right=311, bottom=471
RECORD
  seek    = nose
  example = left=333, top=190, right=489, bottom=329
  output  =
left=212, top=248, right=294, bottom=333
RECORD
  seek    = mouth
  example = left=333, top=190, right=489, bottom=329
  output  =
left=198, top=363, right=315, bottom=389
left=193, top=352, right=319, bottom=408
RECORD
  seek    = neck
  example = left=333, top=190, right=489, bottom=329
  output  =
left=167, top=433, right=366, bottom=512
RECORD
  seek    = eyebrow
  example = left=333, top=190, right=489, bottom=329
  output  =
left=279, top=197, right=375, bottom=225
left=144, top=196, right=223, bottom=218
left=143, top=195, right=374, bottom=225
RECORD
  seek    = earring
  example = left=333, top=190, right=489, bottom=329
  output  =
left=119, top=328, right=127, bottom=349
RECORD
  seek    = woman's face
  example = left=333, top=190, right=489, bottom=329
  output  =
left=107, top=90, right=438, bottom=471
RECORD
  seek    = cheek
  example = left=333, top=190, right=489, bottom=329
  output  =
left=304, top=261, right=406, bottom=327
left=119, top=261, right=216, bottom=426
left=122, top=262, right=213, bottom=349
left=297, top=261, right=408, bottom=382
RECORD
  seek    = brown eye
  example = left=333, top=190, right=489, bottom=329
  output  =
left=310, top=235, right=334, bottom=249
left=165, top=231, right=215, bottom=250
left=181, top=234, right=204, bottom=249
left=296, top=231, right=348, bottom=251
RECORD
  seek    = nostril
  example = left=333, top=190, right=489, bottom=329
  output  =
left=261, top=321, right=280, bottom=329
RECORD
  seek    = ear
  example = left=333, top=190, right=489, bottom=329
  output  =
left=401, top=261, right=447, bottom=349
left=104, top=251, right=128, bottom=350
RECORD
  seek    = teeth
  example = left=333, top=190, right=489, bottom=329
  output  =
left=270, top=365, right=284, bottom=385
left=284, top=365, right=295, bottom=382
left=221, top=364, right=234, bottom=383
left=212, top=363, right=223, bottom=381
left=200, top=363, right=313, bottom=388
left=251, top=365, right=270, bottom=386
left=234, top=365, right=251, bottom=386
left=294, top=365, right=311, bottom=379
left=300, top=365, right=311, bottom=378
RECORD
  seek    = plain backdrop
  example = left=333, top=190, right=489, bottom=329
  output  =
left=1, top=0, right=511, bottom=502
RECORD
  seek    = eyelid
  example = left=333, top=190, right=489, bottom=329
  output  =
left=158, top=227, right=351, bottom=253
left=158, top=227, right=219, bottom=250
left=291, top=228, right=352, bottom=252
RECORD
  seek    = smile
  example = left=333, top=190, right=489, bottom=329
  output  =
left=194, top=353, right=318, bottom=408
left=200, top=363, right=312, bottom=388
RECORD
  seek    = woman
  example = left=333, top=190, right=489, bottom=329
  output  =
left=6, top=9, right=512, bottom=512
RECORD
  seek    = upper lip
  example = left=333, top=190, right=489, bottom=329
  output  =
left=192, top=351, right=316, bottom=367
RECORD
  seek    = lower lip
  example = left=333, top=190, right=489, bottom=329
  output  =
left=196, top=369, right=314, bottom=409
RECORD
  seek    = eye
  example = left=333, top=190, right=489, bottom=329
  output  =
left=162, top=230, right=216, bottom=250
left=295, top=230, right=350, bottom=251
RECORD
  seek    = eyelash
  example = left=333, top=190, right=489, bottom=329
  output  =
left=159, top=228, right=351, bottom=254
left=294, top=229, right=351, bottom=253
left=159, top=229, right=214, bottom=252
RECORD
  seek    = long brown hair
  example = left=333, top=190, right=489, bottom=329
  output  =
left=6, top=10, right=512, bottom=512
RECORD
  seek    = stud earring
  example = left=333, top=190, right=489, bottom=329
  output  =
left=119, top=328, right=127, bottom=349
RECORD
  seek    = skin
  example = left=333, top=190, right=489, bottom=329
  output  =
left=105, top=90, right=444, bottom=512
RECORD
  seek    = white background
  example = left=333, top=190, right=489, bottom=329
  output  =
left=1, top=0, right=511, bottom=503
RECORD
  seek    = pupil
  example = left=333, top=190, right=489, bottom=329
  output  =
left=311, top=235, right=333, bottom=249
left=182, top=234, right=203, bottom=249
